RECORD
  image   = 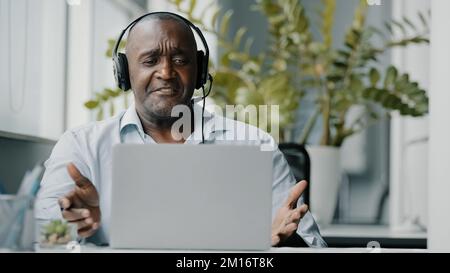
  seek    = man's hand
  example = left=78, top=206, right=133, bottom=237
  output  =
left=271, top=180, right=309, bottom=246
left=58, top=163, right=101, bottom=238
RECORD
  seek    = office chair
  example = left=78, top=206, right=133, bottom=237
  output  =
left=278, top=143, right=310, bottom=205
left=278, top=143, right=311, bottom=247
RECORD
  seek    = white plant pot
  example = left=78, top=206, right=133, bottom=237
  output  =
left=307, top=145, right=341, bottom=227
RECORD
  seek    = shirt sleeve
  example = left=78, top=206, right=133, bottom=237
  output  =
left=271, top=144, right=328, bottom=248
left=35, top=130, right=92, bottom=221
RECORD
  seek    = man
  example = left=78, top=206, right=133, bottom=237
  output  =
left=35, top=13, right=327, bottom=247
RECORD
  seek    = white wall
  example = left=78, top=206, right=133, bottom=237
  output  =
left=428, top=0, right=450, bottom=251
left=66, top=0, right=94, bottom=129
left=0, top=0, right=66, bottom=140
left=390, top=0, right=430, bottom=232
left=40, top=0, right=67, bottom=139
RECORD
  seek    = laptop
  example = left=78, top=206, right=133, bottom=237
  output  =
left=110, top=144, right=273, bottom=250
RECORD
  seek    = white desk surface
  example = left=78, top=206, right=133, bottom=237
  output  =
left=39, top=245, right=428, bottom=253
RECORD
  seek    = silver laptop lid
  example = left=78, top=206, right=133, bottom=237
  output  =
left=110, top=144, right=273, bottom=250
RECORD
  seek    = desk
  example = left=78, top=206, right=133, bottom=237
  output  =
left=2, top=225, right=428, bottom=253
left=320, top=225, right=427, bottom=248
left=80, top=246, right=430, bottom=253
left=30, top=244, right=428, bottom=253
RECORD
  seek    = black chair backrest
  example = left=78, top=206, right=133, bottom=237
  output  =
left=278, top=143, right=311, bottom=247
left=278, top=143, right=310, bottom=206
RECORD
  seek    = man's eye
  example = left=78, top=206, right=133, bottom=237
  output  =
left=173, top=58, right=188, bottom=65
left=144, top=58, right=158, bottom=66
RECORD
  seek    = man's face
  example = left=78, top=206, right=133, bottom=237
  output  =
left=126, top=19, right=197, bottom=119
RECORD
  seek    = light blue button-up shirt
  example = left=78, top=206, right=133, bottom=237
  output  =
left=35, top=103, right=327, bottom=247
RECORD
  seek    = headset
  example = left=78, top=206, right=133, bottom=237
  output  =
left=112, top=11, right=213, bottom=143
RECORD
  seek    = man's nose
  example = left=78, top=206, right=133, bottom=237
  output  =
left=156, top=58, right=175, bottom=80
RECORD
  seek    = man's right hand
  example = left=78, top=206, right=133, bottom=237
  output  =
left=58, top=163, right=101, bottom=238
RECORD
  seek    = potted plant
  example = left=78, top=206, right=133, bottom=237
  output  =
left=258, top=0, right=430, bottom=225
left=165, top=0, right=429, bottom=225
left=85, top=0, right=430, bottom=225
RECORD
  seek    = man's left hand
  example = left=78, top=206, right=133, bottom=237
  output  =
left=271, top=180, right=309, bottom=246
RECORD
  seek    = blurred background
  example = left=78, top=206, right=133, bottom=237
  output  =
left=1, top=0, right=449, bottom=250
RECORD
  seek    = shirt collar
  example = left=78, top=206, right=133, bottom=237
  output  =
left=119, top=102, right=228, bottom=143
left=120, top=103, right=146, bottom=140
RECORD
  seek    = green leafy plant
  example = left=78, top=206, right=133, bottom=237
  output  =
left=41, top=220, right=73, bottom=246
left=84, top=0, right=430, bottom=147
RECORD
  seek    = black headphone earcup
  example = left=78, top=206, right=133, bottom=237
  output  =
left=196, top=50, right=207, bottom=89
left=114, top=53, right=131, bottom=91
